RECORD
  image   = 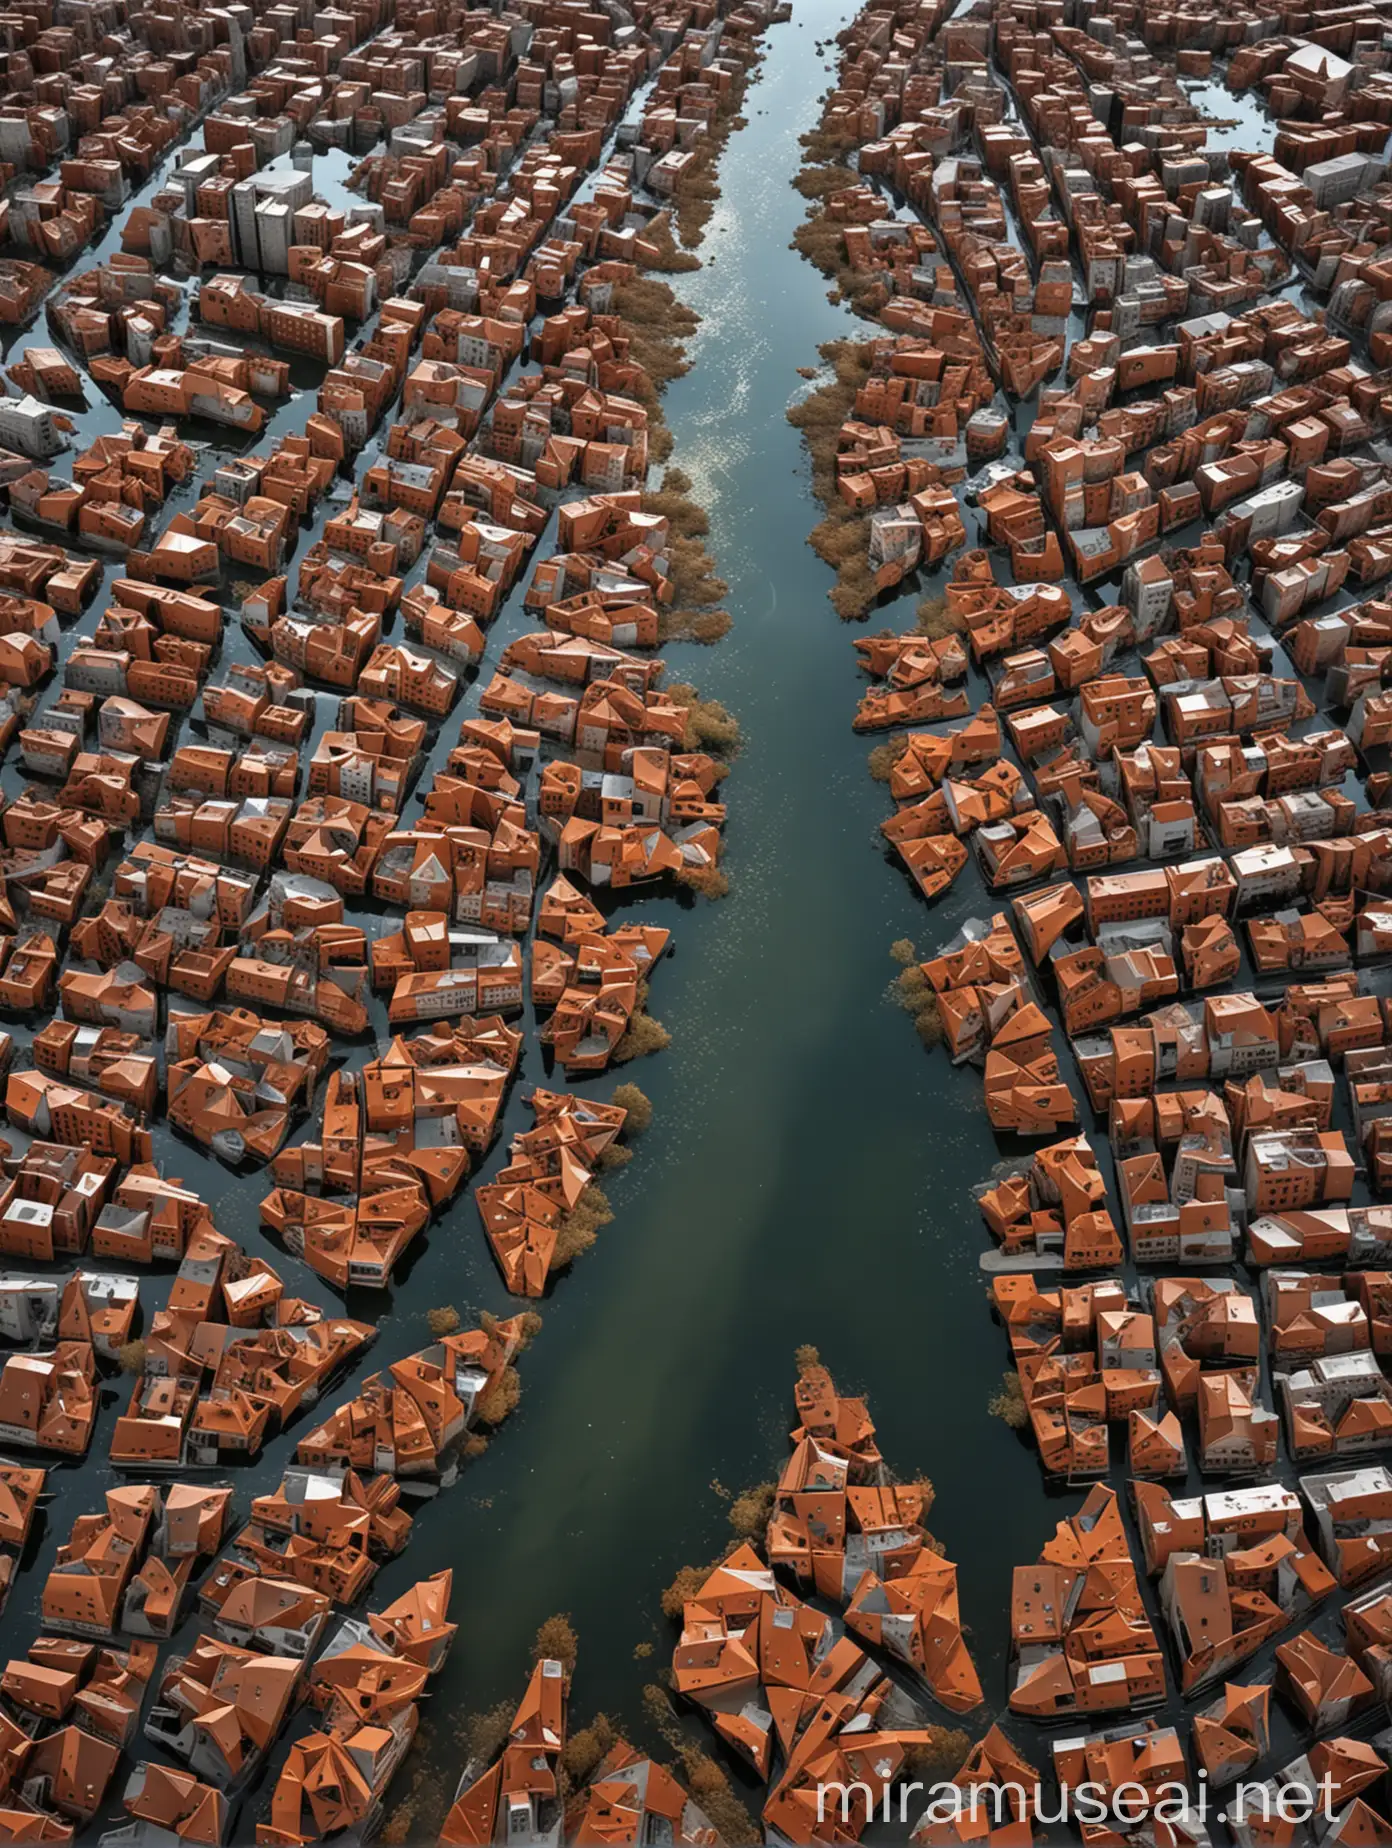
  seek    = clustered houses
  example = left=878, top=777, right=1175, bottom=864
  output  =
left=827, top=340, right=984, bottom=599
left=604, top=1359, right=984, bottom=1837
left=440, top=1650, right=727, bottom=1845
left=1007, top=1484, right=1169, bottom=1717
left=853, top=623, right=970, bottom=730
left=472, top=1087, right=629, bottom=1293
left=11, top=423, right=196, bottom=553
left=0, top=1268, right=139, bottom=1459
left=669, top=1550, right=954, bottom=1830
left=779, top=0, right=1392, bottom=1829
left=0, top=0, right=780, bottom=1804
left=262, top=1019, right=523, bottom=1288
left=766, top=1362, right=981, bottom=1712
left=0, top=1224, right=525, bottom=1839
left=111, top=1232, right=377, bottom=1471
left=0, top=169, right=748, bottom=1297
left=0, top=1454, right=44, bottom=1615
left=0, top=0, right=748, bottom=1324
left=0, top=1554, right=458, bottom=1838
left=0, top=1116, right=532, bottom=1832
left=294, top=1312, right=533, bottom=1477
left=0, top=0, right=755, bottom=1198
left=0, top=0, right=750, bottom=1311
left=0, top=0, right=774, bottom=1808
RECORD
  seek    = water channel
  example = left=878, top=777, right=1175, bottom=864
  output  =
left=393, top=0, right=1051, bottom=1788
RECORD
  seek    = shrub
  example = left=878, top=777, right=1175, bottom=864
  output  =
left=624, top=323, right=696, bottom=381
left=675, top=864, right=730, bottom=899
left=794, top=1343, right=820, bottom=1374
left=427, top=1305, right=460, bottom=1337
left=913, top=1001, right=944, bottom=1048
left=908, top=1473, right=937, bottom=1517
left=894, top=967, right=943, bottom=1048
left=867, top=742, right=898, bottom=781
left=895, top=965, right=932, bottom=1009
left=903, top=1728, right=972, bottom=1783
left=377, top=1732, right=452, bottom=1847
left=645, top=470, right=710, bottom=538
left=666, top=682, right=740, bottom=755
left=728, top=1482, right=776, bottom=1540
left=562, top=1714, right=614, bottom=1781
left=890, top=937, right=917, bottom=966
left=533, top=1614, right=579, bottom=1675
left=669, top=532, right=724, bottom=595
left=461, top=1698, right=514, bottom=1764
left=687, top=609, right=734, bottom=643
left=799, top=123, right=860, bottom=162
left=916, top=592, right=964, bottom=640
left=598, top=1144, right=633, bottom=1170
left=613, top=276, right=699, bottom=337
left=809, top=512, right=868, bottom=567
left=679, top=1750, right=760, bottom=1844
left=661, top=1563, right=715, bottom=1619
left=612, top=1082, right=653, bottom=1134
left=791, top=207, right=892, bottom=319
left=642, top=1681, right=681, bottom=1741
left=989, top=1371, right=1029, bottom=1429
left=652, top=511, right=731, bottom=625
left=686, top=700, right=740, bottom=753
left=658, top=607, right=733, bottom=645
left=786, top=343, right=886, bottom=615
left=829, top=561, right=877, bottom=622
left=792, top=210, right=847, bottom=281
left=117, top=1340, right=146, bottom=1375
left=613, top=1013, right=672, bottom=1062
left=475, top=1366, right=521, bottom=1427
left=639, top=213, right=701, bottom=273
left=792, top=160, right=858, bottom=200
left=675, top=159, right=722, bottom=248
left=379, top=1808, right=414, bottom=1845
left=553, top=1219, right=596, bottom=1267
left=668, top=56, right=754, bottom=250
left=551, top=1186, right=615, bottom=1270
left=612, top=280, right=698, bottom=401
left=518, top=1311, right=543, bottom=1344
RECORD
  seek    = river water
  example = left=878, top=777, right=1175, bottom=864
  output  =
left=392, top=0, right=1055, bottom=1781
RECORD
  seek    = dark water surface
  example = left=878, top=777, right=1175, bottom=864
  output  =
left=394, top=0, right=1049, bottom=1760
